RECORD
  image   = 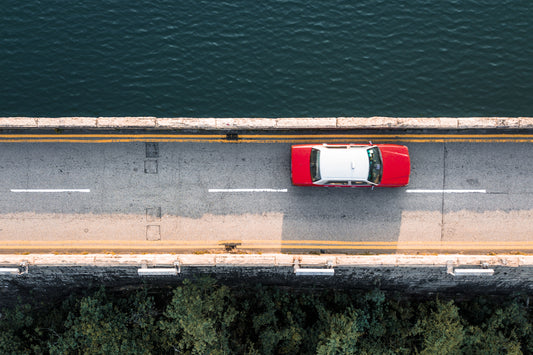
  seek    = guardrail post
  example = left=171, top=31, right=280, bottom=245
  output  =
left=137, top=260, right=180, bottom=276
left=0, top=262, right=28, bottom=276
left=294, top=258, right=335, bottom=276
left=446, top=260, right=494, bottom=276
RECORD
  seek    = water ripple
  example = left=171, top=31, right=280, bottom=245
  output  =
left=0, top=0, right=532, bottom=117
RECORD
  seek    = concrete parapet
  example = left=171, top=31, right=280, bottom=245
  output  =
left=275, top=117, right=337, bottom=129
left=1, top=117, right=531, bottom=130
left=37, top=117, right=98, bottom=128
left=97, top=116, right=157, bottom=128
left=1, top=253, right=532, bottom=268
left=396, top=117, right=459, bottom=129
left=457, top=117, right=522, bottom=129
left=215, top=118, right=274, bottom=129
left=519, top=117, right=533, bottom=128
left=0, top=117, right=38, bottom=128
left=337, top=116, right=401, bottom=128
left=2, top=253, right=533, bottom=307
left=156, top=117, right=216, bottom=129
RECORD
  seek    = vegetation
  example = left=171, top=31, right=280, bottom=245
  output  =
left=1, top=278, right=532, bottom=354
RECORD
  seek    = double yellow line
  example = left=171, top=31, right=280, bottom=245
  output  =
left=2, top=239, right=532, bottom=252
left=0, top=133, right=532, bottom=143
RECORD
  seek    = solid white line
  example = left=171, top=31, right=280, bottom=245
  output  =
left=406, top=189, right=486, bottom=193
left=11, top=189, right=91, bottom=193
left=208, top=188, right=288, bottom=193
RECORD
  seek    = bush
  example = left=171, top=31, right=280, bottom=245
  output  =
left=1, top=279, right=531, bottom=354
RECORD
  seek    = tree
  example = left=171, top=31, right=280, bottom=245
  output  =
left=463, top=298, right=531, bottom=354
left=241, top=285, right=313, bottom=354
left=411, top=299, right=465, bottom=355
left=315, top=306, right=364, bottom=355
left=159, top=277, right=239, bottom=354
left=0, top=303, right=37, bottom=354
left=48, top=287, right=157, bottom=354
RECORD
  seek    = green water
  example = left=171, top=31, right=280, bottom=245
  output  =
left=1, top=0, right=532, bottom=117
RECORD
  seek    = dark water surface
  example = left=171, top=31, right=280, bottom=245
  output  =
left=1, top=0, right=532, bottom=117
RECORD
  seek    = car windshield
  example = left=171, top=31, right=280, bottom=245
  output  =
left=310, top=148, right=321, bottom=182
left=367, top=147, right=383, bottom=184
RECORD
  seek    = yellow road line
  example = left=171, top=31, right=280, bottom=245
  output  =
left=279, top=240, right=533, bottom=245
left=240, top=134, right=533, bottom=138
left=4, top=239, right=532, bottom=246
left=239, top=139, right=533, bottom=143
left=1, top=133, right=533, bottom=138
left=0, top=138, right=532, bottom=144
left=0, top=240, right=223, bottom=245
left=2, top=240, right=532, bottom=251
left=0, top=139, right=229, bottom=143
left=0, top=134, right=226, bottom=139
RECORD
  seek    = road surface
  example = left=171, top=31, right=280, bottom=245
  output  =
left=0, top=130, right=531, bottom=253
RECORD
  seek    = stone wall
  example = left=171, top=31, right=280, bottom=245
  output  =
left=2, top=254, right=532, bottom=307
left=0, top=116, right=532, bottom=129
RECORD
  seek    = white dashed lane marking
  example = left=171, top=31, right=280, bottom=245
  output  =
left=406, top=189, right=486, bottom=193
left=208, top=188, right=288, bottom=193
left=11, top=189, right=91, bottom=193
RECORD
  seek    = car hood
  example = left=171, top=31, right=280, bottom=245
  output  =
left=291, top=146, right=312, bottom=185
left=379, top=145, right=411, bottom=186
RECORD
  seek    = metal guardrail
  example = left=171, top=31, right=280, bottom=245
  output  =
left=137, top=261, right=180, bottom=276
left=293, top=259, right=335, bottom=276
left=0, top=262, right=28, bottom=276
left=447, top=261, right=494, bottom=276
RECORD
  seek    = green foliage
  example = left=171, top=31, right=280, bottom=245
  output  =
left=1, top=280, right=532, bottom=354
left=0, top=303, right=36, bottom=354
left=316, top=306, right=363, bottom=355
left=412, top=299, right=465, bottom=355
left=48, top=287, right=157, bottom=354
left=240, top=285, right=316, bottom=354
left=159, top=277, right=239, bottom=354
left=463, top=298, right=531, bottom=354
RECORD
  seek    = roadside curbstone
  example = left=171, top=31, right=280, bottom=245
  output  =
left=215, top=118, right=275, bottom=130
left=0, top=117, right=38, bottom=128
left=214, top=254, right=278, bottom=266
left=156, top=117, right=216, bottom=129
left=0, top=117, right=530, bottom=130
left=519, top=117, right=533, bottom=128
left=496, top=117, right=521, bottom=128
left=276, top=117, right=337, bottom=129
left=37, top=117, right=97, bottom=128
left=337, top=116, right=397, bottom=128
left=97, top=116, right=157, bottom=128
left=1, top=253, right=533, bottom=268
left=155, top=118, right=186, bottom=129
left=457, top=117, right=522, bottom=129
left=400, top=117, right=458, bottom=129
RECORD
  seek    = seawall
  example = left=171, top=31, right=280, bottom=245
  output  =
left=1, top=254, right=533, bottom=307
left=1, top=116, right=532, bottom=129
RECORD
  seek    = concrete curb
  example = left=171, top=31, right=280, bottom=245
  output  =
left=0, top=117, right=532, bottom=130
left=0, top=253, right=530, bottom=268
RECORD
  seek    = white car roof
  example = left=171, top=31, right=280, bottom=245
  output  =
left=318, top=145, right=370, bottom=181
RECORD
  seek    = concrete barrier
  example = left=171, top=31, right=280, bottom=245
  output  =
left=1, top=254, right=532, bottom=308
left=0, top=253, right=530, bottom=268
left=0, top=117, right=532, bottom=130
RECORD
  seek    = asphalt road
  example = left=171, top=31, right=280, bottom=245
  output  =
left=0, top=131, right=532, bottom=253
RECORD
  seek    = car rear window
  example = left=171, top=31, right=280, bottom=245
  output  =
left=310, top=148, right=321, bottom=182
